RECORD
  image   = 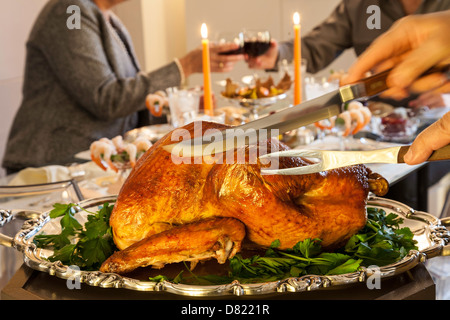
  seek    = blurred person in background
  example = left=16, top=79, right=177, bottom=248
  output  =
left=247, top=1, right=450, bottom=212
left=2, top=0, right=243, bottom=173
left=246, top=0, right=450, bottom=109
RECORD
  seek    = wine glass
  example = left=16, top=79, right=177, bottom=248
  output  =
left=240, top=30, right=271, bottom=57
left=215, top=32, right=244, bottom=56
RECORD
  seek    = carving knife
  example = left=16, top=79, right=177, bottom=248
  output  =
left=164, top=65, right=450, bottom=157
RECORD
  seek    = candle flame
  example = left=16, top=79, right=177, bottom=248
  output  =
left=201, top=23, right=208, bottom=39
left=293, top=12, right=300, bottom=25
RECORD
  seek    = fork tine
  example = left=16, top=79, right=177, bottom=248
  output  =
left=260, top=162, right=324, bottom=175
left=259, top=149, right=323, bottom=159
left=259, top=149, right=325, bottom=175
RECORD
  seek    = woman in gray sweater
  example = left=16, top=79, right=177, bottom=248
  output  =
left=3, top=0, right=242, bottom=173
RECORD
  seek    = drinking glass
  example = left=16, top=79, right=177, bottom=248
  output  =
left=240, top=30, right=271, bottom=57
left=216, top=32, right=244, bottom=56
left=304, top=76, right=339, bottom=101
left=166, top=87, right=201, bottom=128
left=193, top=109, right=225, bottom=124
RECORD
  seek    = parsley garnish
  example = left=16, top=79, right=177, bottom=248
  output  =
left=35, top=205, right=417, bottom=283
left=150, top=208, right=418, bottom=285
left=34, top=202, right=116, bottom=270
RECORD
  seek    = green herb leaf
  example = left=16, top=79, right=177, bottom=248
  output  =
left=78, top=237, right=114, bottom=269
left=291, top=238, right=322, bottom=258
left=36, top=205, right=418, bottom=284
left=34, top=228, right=73, bottom=249
left=60, top=209, right=83, bottom=231
left=326, top=258, right=362, bottom=275
left=49, top=203, right=76, bottom=219
left=35, top=202, right=116, bottom=271
left=48, top=244, right=77, bottom=264
left=149, top=275, right=170, bottom=282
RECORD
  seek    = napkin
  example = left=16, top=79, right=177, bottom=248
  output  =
left=7, top=162, right=114, bottom=186
left=6, top=162, right=122, bottom=200
left=8, top=165, right=72, bottom=186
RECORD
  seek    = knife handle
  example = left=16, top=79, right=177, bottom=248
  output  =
left=397, top=144, right=450, bottom=163
left=361, top=64, right=450, bottom=97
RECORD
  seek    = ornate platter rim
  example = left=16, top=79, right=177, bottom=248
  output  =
left=8, top=195, right=450, bottom=297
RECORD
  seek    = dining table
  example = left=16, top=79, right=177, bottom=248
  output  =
left=0, top=143, right=437, bottom=301
left=0, top=102, right=448, bottom=301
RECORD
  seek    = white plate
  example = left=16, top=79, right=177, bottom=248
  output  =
left=74, top=124, right=173, bottom=161
left=295, top=136, right=401, bottom=152
left=419, top=106, right=450, bottom=121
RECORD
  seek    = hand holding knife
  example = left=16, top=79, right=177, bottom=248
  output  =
left=164, top=65, right=450, bottom=160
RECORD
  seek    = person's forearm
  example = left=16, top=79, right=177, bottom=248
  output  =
left=277, top=41, right=293, bottom=66
left=92, top=63, right=181, bottom=120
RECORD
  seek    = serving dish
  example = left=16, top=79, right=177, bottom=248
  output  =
left=124, top=123, right=173, bottom=143
left=418, top=106, right=450, bottom=122
left=221, top=92, right=287, bottom=109
left=74, top=124, right=174, bottom=161
left=0, top=195, right=448, bottom=297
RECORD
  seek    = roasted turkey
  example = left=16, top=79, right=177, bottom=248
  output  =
left=100, top=121, right=388, bottom=274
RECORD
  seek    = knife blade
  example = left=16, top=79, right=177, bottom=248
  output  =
left=163, top=85, right=365, bottom=157
left=163, top=90, right=343, bottom=157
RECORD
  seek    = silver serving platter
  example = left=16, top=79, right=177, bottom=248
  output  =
left=1, top=195, right=449, bottom=297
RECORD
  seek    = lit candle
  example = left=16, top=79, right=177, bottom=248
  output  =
left=201, top=23, right=213, bottom=116
left=293, top=12, right=302, bottom=105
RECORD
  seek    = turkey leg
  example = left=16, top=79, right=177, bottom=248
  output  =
left=100, top=217, right=246, bottom=274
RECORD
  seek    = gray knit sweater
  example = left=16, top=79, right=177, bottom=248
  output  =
left=3, top=0, right=181, bottom=171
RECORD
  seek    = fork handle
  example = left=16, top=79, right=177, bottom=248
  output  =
left=397, top=144, right=450, bottom=163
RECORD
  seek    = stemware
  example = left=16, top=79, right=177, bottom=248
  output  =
left=216, top=32, right=244, bottom=56
left=240, top=30, right=271, bottom=57
left=216, top=30, right=271, bottom=57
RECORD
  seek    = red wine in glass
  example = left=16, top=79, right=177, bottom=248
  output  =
left=217, top=30, right=271, bottom=56
left=218, top=46, right=245, bottom=55
left=242, top=30, right=271, bottom=57
left=216, top=32, right=244, bottom=56
left=243, top=41, right=271, bottom=57
left=219, top=41, right=269, bottom=56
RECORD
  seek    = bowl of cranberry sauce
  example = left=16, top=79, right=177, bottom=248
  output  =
left=379, top=108, right=419, bottom=143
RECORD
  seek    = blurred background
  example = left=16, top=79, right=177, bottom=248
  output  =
left=0, top=0, right=355, bottom=178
